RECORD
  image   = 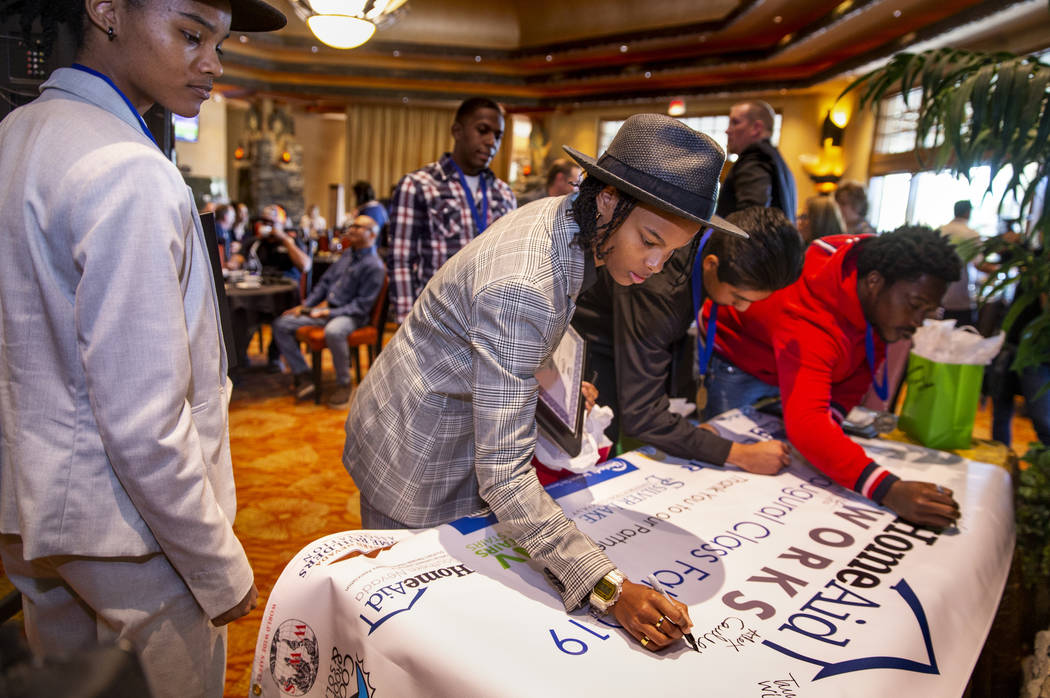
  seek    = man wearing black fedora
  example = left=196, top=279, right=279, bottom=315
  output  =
left=344, top=114, right=745, bottom=652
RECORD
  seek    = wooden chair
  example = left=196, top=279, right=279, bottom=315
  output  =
left=295, top=273, right=389, bottom=405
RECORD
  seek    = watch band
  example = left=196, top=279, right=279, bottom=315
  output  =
left=588, top=568, right=626, bottom=614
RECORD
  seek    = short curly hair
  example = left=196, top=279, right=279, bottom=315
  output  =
left=707, top=206, right=804, bottom=292
left=855, top=225, right=961, bottom=287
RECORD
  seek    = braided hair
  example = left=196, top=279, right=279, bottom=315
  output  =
left=569, top=175, right=638, bottom=260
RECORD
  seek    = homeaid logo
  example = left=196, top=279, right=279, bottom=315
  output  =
left=269, top=619, right=320, bottom=696
left=357, top=561, right=475, bottom=635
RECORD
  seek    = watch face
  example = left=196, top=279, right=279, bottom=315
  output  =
left=593, top=578, right=616, bottom=600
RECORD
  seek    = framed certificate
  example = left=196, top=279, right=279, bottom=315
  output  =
left=535, top=326, right=587, bottom=457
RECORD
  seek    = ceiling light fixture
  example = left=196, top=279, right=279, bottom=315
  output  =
left=291, top=0, right=408, bottom=50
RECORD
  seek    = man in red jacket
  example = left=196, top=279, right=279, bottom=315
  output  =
left=702, top=226, right=962, bottom=528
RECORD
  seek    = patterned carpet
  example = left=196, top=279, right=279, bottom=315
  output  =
left=223, top=330, right=366, bottom=697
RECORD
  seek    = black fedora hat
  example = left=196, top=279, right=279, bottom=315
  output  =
left=564, top=113, right=747, bottom=239
left=229, top=0, right=287, bottom=32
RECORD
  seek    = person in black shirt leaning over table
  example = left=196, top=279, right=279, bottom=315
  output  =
left=572, top=206, right=804, bottom=473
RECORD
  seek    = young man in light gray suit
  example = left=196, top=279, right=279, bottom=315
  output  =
left=0, top=0, right=285, bottom=695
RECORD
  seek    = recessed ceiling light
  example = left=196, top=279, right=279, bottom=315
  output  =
left=619, top=45, right=628, bottom=53
left=545, top=54, right=553, bottom=62
left=893, top=9, right=902, bottom=17
left=644, top=71, right=652, bottom=78
left=392, top=49, right=400, bottom=57
left=239, top=35, right=248, bottom=43
left=774, top=15, right=782, bottom=23
left=311, top=45, right=319, bottom=53
left=401, top=96, right=409, bottom=103
left=474, top=55, right=482, bottom=62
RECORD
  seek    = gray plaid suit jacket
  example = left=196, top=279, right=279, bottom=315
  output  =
left=344, top=195, right=615, bottom=610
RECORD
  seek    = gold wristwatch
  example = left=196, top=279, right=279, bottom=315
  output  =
left=588, top=568, right=626, bottom=614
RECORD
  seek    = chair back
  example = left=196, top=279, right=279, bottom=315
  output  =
left=369, top=273, right=390, bottom=354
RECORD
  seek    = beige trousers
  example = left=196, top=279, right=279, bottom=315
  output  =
left=0, top=535, right=226, bottom=698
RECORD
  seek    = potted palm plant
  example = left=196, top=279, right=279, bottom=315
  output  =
left=842, top=42, right=1050, bottom=691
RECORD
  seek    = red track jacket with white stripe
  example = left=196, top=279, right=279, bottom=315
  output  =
left=706, top=234, right=898, bottom=503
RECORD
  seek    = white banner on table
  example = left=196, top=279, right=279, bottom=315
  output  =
left=250, top=408, right=1014, bottom=698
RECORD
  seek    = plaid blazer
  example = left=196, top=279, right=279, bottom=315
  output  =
left=344, top=196, right=614, bottom=610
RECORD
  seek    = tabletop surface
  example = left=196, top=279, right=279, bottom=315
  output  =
left=251, top=408, right=1014, bottom=698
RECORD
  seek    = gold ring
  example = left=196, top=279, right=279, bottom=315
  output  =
left=640, top=634, right=650, bottom=648
left=655, top=615, right=666, bottom=631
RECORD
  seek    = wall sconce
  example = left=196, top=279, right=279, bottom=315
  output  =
left=280, top=150, right=292, bottom=164
left=290, top=0, right=409, bottom=50
left=668, top=99, right=686, bottom=117
left=801, top=104, right=850, bottom=193
left=233, top=144, right=246, bottom=160
left=821, top=104, right=850, bottom=147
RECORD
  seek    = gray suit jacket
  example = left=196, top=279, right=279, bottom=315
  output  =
left=0, top=68, right=252, bottom=618
left=344, top=196, right=614, bottom=610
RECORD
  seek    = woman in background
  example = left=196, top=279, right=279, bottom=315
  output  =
left=799, top=194, right=847, bottom=243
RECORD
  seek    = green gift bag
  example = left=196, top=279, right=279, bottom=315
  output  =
left=898, top=352, right=984, bottom=450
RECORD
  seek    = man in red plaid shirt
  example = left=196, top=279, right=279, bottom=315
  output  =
left=388, top=97, right=517, bottom=322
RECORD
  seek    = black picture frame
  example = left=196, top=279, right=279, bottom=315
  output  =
left=535, top=326, right=588, bottom=457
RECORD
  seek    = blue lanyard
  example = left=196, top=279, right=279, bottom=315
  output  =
left=865, top=323, right=889, bottom=401
left=71, top=63, right=159, bottom=149
left=691, top=228, right=717, bottom=379
left=449, top=159, right=489, bottom=233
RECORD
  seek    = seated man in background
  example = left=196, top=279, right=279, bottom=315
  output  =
left=518, top=158, right=583, bottom=204
left=242, top=204, right=311, bottom=281
left=700, top=226, right=963, bottom=528
left=572, top=206, right=803, bottom=475
left=273, top=215, right=385, bottom=407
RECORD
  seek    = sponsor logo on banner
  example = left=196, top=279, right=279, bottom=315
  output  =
left=326, top=646, right=375, bottom=698
left=711, top=495, right=948, bottom=683
left=269, top=619, right=320, bottom=696
left=351, top=552, right=476, bottom=636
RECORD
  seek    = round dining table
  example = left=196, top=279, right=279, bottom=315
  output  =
left=224, top=277, right=300, bottom=368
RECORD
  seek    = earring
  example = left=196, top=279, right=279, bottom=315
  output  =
left=107, top=27, right=116, bottom=41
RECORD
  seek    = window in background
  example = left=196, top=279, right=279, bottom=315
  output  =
left=172, top=113, right=199, bottom=143
left=596, top=113, right=781, bottom=158
left=867, top=163, right=1038, bottom=235
left=873, top=87, right=940, bottom=155
left=507, top=114, right=533, bottom=185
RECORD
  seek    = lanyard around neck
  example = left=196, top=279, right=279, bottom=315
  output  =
left=865, top=323, right=889, bottom=401
left=71, top=63, right=159, bottom=148
left=449, top=159, right=489, bottom=233
left=691, top=228, right=717, bottom=378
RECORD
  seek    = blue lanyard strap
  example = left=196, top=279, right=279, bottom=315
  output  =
left=449, top=159, right=489, bottom=233
left=691, top=228, right=718, bottom=377
left=71, top=63, right=159, bottom=149
left=865, top=323, right=889, bottom=401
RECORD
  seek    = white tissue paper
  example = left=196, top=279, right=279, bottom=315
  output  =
left=534, top=404, right=614, bottom=474
left=911, top=319, right=1004, bottom=365
left=668, top=397, right=696, bottom=418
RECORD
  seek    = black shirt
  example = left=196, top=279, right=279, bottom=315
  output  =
left=572, top=243, right=733, bottom=465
